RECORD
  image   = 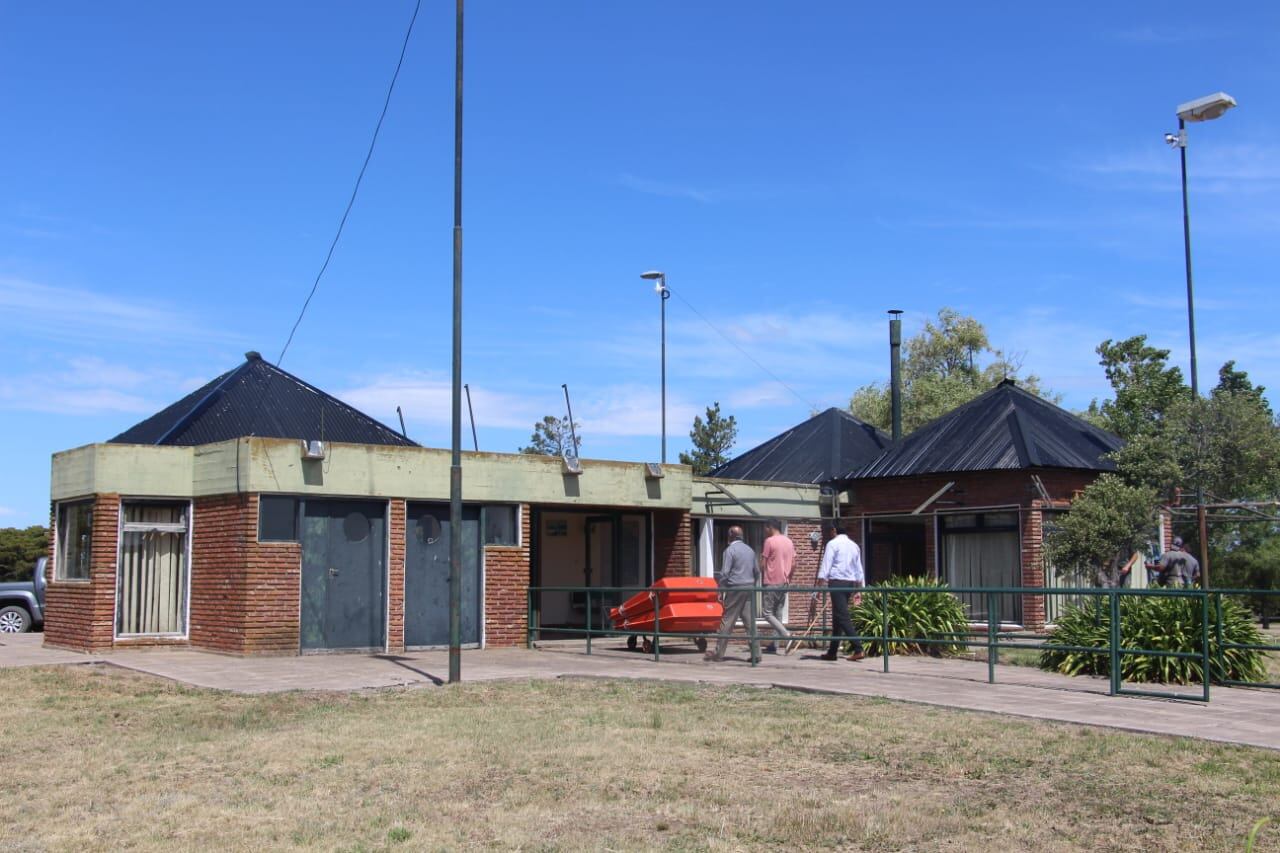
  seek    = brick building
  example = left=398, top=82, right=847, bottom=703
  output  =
left=44, top=353, right=819, bottom=655
left=836, top=380, right=1122, bottom=628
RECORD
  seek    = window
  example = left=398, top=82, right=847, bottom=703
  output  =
left=259, top=496, right=299, bottom=542
left=56, top=500, right=94, bottom=581
left=117, top=502, right=190, bottom=636
left=483, top=505, right=519, bottom=546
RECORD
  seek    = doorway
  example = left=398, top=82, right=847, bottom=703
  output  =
left=864, top=515, right=930, bottom=584
left=404, top=503, right=482, bottom=648
left=300, top=500, right=387, bottom=652
left=533, top=509, right=650, bottom=631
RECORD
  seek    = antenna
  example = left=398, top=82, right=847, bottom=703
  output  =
left=395, top=406, right=408, bottom=440
left=561, top=383, right=580, bottom=458
left=463, top=384, right=478, bottom=451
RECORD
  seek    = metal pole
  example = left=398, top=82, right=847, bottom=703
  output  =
left=463, top=384, right=478, bottom=451
left=889, top=309, right=903, bottom=441
left=660, top=281, right=669, bottom=463
left=1177, top=116, right=1208, bottom=584
left=447, top=0, right=464, bottom=684
left=562, top=384, right=579, bottom=456
left=1179, top=119, right=1198, bottom=401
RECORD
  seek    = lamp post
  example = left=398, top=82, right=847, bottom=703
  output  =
left=639, top=270, right=670, bottom=463
left=1165, top=91, right=1236, bottom=400
left=1165, top=91, right=1236, bottom=588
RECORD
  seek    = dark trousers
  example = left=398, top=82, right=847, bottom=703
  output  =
left=827, top=580, right=863, bottom=657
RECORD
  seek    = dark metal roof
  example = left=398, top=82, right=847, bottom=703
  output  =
left=709, top=408, right=891, bottom=484
left=110, top=352, right=417, bottom=447
left=845, top=379, right=1121, bottom=480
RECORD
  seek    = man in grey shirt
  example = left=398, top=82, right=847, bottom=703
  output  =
left=706, top=525, right=760, bottom=663
left=1153, top=537, right=1201, bottom=587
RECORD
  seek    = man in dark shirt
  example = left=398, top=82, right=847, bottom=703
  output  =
left=706, top=525, right=760, bottom=663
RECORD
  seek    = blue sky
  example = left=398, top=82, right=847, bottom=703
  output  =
left=2, top=2, right=1278, bottom=527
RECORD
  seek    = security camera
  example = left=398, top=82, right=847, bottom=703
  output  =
left=1164, top=132, right=1180, bottom=147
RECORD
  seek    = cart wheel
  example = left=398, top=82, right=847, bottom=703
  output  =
left=627, top=634, right=638, bottom=651
left=695, top=638, right=708, bottom=653
left=642, top=637, right=653, bottom=654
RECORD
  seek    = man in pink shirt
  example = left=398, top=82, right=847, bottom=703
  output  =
left=759, top=519, right=795, bottom=653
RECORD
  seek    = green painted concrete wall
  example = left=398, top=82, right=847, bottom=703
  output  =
left=52, top=439, right=694, bottom=509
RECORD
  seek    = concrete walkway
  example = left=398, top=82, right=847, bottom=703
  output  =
left=3, top=633, right=1277, bottom=751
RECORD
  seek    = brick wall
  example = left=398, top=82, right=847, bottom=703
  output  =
left=387, top=499, right=406, bottom=653
left=654, top=510, right=691, bottom=578
left=844, top=468, right=1103, bottom=629
left=189, top=493, right=302, bottom=655
left=43, top=493, right=120, bottom=652
left=483, top=503, right=531, bottom=648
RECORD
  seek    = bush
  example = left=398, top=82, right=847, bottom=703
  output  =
left=1039, top=595, right=1267, bottom=684
left=850, top=575, right=971, bottom=656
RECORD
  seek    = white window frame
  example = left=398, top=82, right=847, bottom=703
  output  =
left=114, top=499, right=193, bottom=640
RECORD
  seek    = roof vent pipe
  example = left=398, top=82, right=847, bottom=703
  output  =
left=889, top=310, right=904, bottom=441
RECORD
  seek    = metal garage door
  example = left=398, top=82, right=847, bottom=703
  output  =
left=405, top=503, right=481, bottom=647
left=300, top=500, right=387, bottom=651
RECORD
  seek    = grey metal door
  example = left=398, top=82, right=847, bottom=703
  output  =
left=301, top=500, right=387, bottom=651
left=405, top=503, right=481, bottom=647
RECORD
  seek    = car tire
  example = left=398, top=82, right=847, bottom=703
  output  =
left=0, top=605, right=32, bottom=634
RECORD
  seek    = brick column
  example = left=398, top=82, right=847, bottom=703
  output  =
left=386, top=499, right=406, bottom=653
left=43, top=493, right=120, bottom=652
left=654, top=510, right=691, bottom=578
left=483, top=503, right=530, bottom=648
left=1020, top=507, right=1046, bottom=630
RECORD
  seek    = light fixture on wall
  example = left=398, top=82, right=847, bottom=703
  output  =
left=562, top=455, right=582, bottom=476
left=301, top=440, right=326, bottom=460
left=644, top=463, right=664, bottom=479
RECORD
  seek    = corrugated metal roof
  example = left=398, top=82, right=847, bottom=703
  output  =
left=845, top=379, right=1121, bottom=479
left=710, top=408, right=890, bottom=484
left=110, top=353, right=417, bottom=447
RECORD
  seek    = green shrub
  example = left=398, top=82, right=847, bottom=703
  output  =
left=1039, top=595, right=1267, bottom=684
left=850, top=575, right=971, bottom=656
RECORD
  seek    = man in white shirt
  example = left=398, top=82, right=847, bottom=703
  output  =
left=817, top=521, right=865, bottom=662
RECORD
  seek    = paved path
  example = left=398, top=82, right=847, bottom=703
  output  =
left=3, top=634, right=1276, bottom=751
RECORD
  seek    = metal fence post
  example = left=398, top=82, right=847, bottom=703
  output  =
left=987, top=591, right=997, bottom=685
left=653, top=593, right=661, bottom=663
left=526, top=587, right=533, bottom=649
left=1201, top=591, right=1211, bottom=703
left=1108, top=589, right=1121, bottom=696
left=881, top=588, right=890, bottom=674
left=586, top=588, right=593, bottom=656
left=749, top=583, right=759, bottom=666
left=1214, top=591, right=1225, bottom=686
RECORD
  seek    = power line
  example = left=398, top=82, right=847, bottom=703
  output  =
left=666, top=288, right=819, bottom=411
left=276, top=0, right=422, bottom=366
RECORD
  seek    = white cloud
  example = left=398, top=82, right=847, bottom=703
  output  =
left=337, top=373, right=544, bottom=431
left=0, top=506, right=15, bottom=517
left=0, top=356, right=188, bottom=416
left=617, top=173, right=717, bottom=204
left=0, top=276, right=238, bottom=345
left=1076, top=144, right=1280, bottom=195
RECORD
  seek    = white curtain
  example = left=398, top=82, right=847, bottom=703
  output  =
left=945, top=531, right=1020, bottom=623
left=697, top=519, right=714, bottom=578
left=117, top=504, right=188, bottom=636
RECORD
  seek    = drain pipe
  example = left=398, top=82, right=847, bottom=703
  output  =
left=889, top=309, right=904, bottom=441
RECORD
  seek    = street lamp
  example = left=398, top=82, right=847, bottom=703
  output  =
left=1165, top=91, right=1237, bottom=399
left=639, top=270, right=670, bottom=463
left=1165, top=91, right=1237, bottom=589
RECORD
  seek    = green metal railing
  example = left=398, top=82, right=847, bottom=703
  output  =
left=525, top=583, right=1280, bottom=704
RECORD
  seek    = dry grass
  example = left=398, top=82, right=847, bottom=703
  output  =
left=2, top=665, right=1279, bottom=852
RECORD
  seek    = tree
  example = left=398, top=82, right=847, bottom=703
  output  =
left=0, top=526, right=49, bottom=583
left=849, top=308, right=1053, bottom=434
left=1046, top=475, right=1158, bottom=587
left=679, top=402, right=738, bottom=475
left=1088, top=342, right=1280, bottom=589
left=519, top=415, right=581, bottom=457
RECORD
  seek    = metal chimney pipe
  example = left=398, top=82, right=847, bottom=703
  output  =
left=889, top=310, right=904, bottom=441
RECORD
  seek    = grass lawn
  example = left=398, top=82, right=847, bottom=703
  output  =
left=3, top=665, right=1279, bottom=851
